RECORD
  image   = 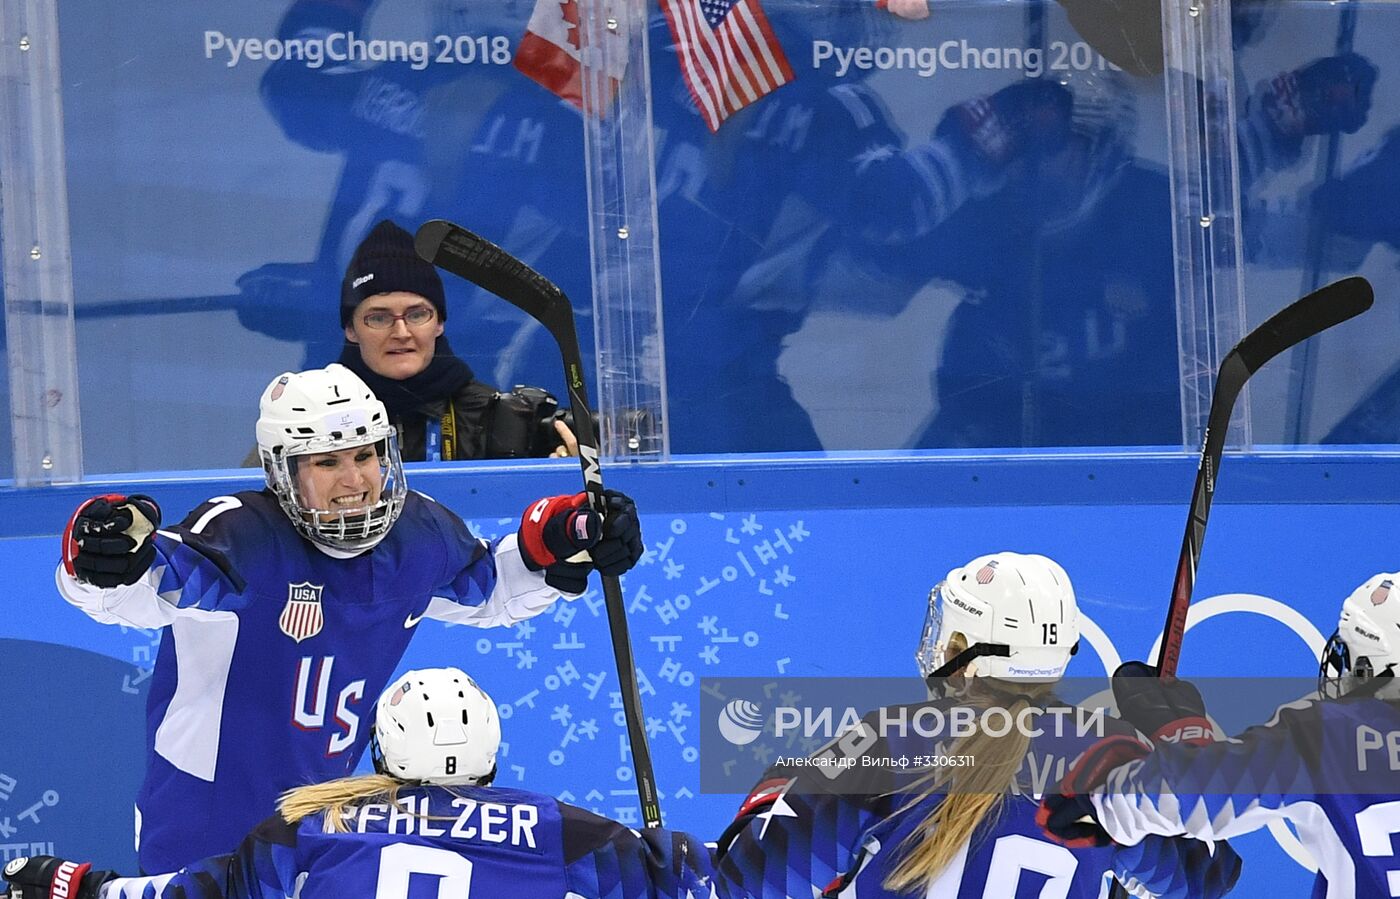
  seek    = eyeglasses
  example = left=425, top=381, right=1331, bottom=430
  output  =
left=360, top=306, right=436, bottom=330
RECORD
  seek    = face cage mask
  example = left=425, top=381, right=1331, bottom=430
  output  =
left=916, top=582, right=1076, bottom=683
left=271, top=433, right=408, bottom=553
left=916, top=582, right=1012, bottom=680
left=915, top=584, right=947, bottom=679
left=1318, top=630, right=1393, bottom=699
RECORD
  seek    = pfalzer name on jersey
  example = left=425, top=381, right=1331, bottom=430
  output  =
left=337, top=795, right=542, bottom=847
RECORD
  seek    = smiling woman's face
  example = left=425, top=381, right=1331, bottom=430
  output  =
left=345, top=291, right=444, bottom=380
left=293, top=444, right=384, bottom=515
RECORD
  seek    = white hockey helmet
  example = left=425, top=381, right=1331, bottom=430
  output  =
left=255, top=364, right=406, bottom=553
left=1320, top=571, right=1400, bottom=697
left=916, top=552, right=1080, bottom=682
left=371, top=667, right=501, bottom=785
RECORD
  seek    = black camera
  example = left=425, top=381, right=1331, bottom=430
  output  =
left=485, top=386, right=572, bottom=458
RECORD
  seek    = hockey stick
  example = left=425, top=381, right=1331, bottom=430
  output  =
left=1157, top=276, right=1373, bottom=676
left=414, top=218, right=663, bottom=829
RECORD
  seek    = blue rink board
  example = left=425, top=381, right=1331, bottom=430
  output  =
left=2, top=451, right=1396, bottom=894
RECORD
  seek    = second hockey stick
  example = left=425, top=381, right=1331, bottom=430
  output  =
left=414, top=218, right=663, bottom=829
left=1157, top=275, right=1373, bottom=676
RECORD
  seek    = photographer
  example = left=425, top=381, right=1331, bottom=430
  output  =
left=337, top=219, right=578, bottom=462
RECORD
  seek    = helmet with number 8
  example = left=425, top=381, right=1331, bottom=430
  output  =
left=371, top=667, right=501, bottom=785
left=255, top=364, right=407, bottom=553
left=916, top=551, right=1080, bottom=682
left=1320, top=571, right=1400, bottom=698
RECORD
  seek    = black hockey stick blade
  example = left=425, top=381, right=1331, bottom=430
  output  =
left=416, top=219, right=592, bottom=417
left=416, top=219, right=568, bottom=328
left=1157, top=275, right=1373, bottom=676
left=416, top=218, right=664, bottom=829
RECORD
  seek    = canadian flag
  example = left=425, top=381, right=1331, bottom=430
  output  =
left=514, top=0, right=628, bottom=112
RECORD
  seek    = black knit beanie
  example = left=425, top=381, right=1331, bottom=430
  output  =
left=340, top=220, right=446, bottom=328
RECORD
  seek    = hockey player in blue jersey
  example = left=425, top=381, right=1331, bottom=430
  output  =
left=715, top=552, right=1241, bottom=899
left=1040, top=570, right=1400, bottom=898
left=56, top=364, right=645, bottom=874
left=1, top=667, right=713, bottom=899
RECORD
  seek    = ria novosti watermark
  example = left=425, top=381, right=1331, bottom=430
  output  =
left=702, top=677, right=1400, bottom=797
left=718, top=694, right=1108, bottom=747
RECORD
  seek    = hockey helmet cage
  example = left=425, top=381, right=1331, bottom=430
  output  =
left=1321, top=571, right=1400, bottom=698
left=255, top=364, right=406, bottom=553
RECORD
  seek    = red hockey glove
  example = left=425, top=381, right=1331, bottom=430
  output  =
left=518, top=493, right=602, bottom=594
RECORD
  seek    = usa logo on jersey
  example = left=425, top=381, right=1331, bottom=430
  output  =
left=280, top=582, right=325, bottom=642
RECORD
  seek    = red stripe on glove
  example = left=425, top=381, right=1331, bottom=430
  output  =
left=61, top=494, right=127, bottom=577
left=518, top=493, right=589, bottom=568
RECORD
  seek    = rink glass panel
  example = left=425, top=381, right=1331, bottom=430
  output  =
left=1229, top=2, right=1400, bottom=447
left=5, top=0, right=1399, bottom=468
left=654, top=0, right=1183, bottom=454
left=44, top=0, right=598, bottom=473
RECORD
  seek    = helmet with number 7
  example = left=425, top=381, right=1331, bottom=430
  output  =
left=1320, top=571, right=1400, bottom=698
left=916, top=552, right=1080, bottom=682
left=255, top=364, right=407, bottom=554
left=371, top=667, right=501, bottom=785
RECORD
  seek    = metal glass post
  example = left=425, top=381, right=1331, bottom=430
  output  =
left=576, top=0, right=668, bottom=461
left=0, top=0, right=82, bottom=484
left=1162, top=0, right=1248, bottom=452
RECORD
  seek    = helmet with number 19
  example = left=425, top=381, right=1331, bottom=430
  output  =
left=916, top=551, right=1080, bottom=682
left=255, top=364, right=407, bottom=553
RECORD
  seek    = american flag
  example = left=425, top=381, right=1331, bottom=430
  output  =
left=279, top=582, right=325, bottom=643
left=659, top=0, right=794, bottom=132
left=1373, top=579, right=1393, bottom=606
left=976, top=560, right=999, bottom=585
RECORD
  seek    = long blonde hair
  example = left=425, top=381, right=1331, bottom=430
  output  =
left=883, top=662, right=1056, bottom=892
left=280, top=774, right=418, bottom=833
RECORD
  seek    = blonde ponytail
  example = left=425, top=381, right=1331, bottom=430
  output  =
left=279, top=774, right=408, bottom=832
left=883, top=679, right=1054, bottom=893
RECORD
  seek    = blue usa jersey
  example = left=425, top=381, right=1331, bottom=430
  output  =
left=718, top=701, right=1240, bottom=899
left=1094, top=692, right=1400, bottom=899
left=57, top=490, right=567, bottom=874
left=100, top=784, right=715, bottom=899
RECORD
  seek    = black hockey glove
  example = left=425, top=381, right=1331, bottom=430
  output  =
left=1037, top=733, right=1149, bottom=848
left=1113, top=661, right=1215, bottom=746
left=518, top=493, right=602, bottom=594
left=62, top=493, right=161, bottom=588
left=589, top=489, right=644, bottom=577
left=3, top=856, right=117, bottom=899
